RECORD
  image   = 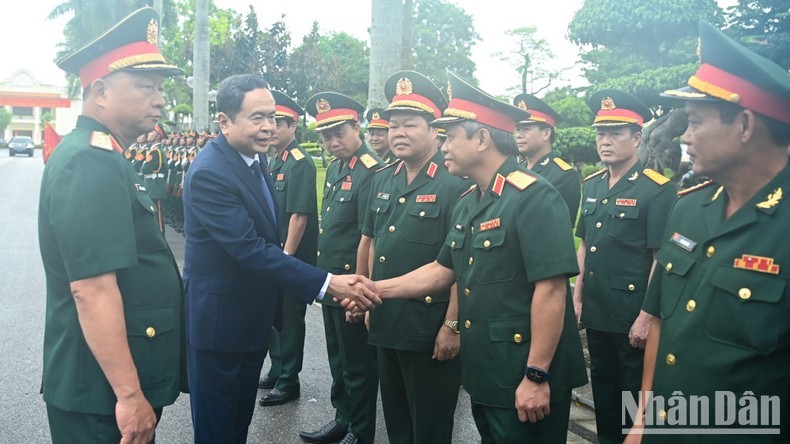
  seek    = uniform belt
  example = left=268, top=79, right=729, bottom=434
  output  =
left=144, top=173, right=166, bottom=179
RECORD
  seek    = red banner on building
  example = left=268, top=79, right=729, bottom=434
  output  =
left=43, top=123, right=62, bottom=164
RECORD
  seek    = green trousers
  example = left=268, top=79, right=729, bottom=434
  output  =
left=265, top=291, right=307, bottom=392
left=47, top=403, right=163, bottom=444
left=471, top=392, right=572, bottom=444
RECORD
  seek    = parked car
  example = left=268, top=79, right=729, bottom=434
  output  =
left=9, top=136, right=34, bottom=157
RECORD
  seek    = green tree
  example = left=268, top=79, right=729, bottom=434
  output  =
left=555, top=127, right=598, bottom=165
left=260, top=17, right=293, bottom=93
left=0, top=108, right=12, bottom=137
left=497, top=27, right=561, bottom=95
left=726, top=0, right=790, bottom=68
left=542, top=87, right=594, bottom=129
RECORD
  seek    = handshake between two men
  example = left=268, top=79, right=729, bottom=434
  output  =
left=326, top=274, right=381, bottom=313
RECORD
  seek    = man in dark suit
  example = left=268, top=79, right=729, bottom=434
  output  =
left=182, top=74, right=379, bottom=444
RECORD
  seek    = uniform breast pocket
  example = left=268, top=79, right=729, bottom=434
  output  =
left=444, top=231, right=466, bottom=279
left=472, top=229, right=516, bottom=284
left=404, top=204, right=441, bottom=245
left=127, top=307, right=178, bottom=389
left=133, top=192, right=167, bottom=252
left=606, top=206, right=641, bottom=241
left=371, top=198, right=392, bottom=236
left=274, top=180, right=285, bottom=192
left=705, top=266, right=787, bottom=354
left=328, top=190, right=355, bottom=222
left=655, top=246, right=696, bottom=318
left=488, top=317, right=530, bottom=389
left=581, top=201, right=598, bottom=218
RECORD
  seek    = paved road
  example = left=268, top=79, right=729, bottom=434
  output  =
left=0, top=148, right=596, bottom=443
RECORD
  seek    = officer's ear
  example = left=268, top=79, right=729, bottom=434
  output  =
left=477, top=127, right=492, bottom=153
left=217, top=112, right=232, bottom=135
left=736, top=109, right=756, bottom=144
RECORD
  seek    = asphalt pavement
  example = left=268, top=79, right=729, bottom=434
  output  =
left=0, top=148, right=597, bottom=443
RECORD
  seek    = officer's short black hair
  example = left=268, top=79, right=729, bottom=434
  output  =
left=536, top=122, right=557, bottom=144
left=712, top=102, right=790, bottom=147
left=277, top=117, right=296, bottom=127
left=217, top=74, right=270, bottom=121
left=460, top=120, right=518, bottom=156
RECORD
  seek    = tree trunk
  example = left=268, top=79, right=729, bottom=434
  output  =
left=193, top=0, right=210, bottom=131
left=368, top=0, right=404, bottom=108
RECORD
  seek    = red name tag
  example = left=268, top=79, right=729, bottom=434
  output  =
left=615, top=198, right=637, bottom=206
left=416, top=194, right=437, bottom=203
left=276, top=173, right=284, bottom=181
left=479, top=218, right=501, bottom=231
left=341, top=182, right=352, bottom=191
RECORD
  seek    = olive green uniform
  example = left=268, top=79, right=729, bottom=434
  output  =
left=523, top=152, right=581, bottom=227
left=362, top=152, right=468, bottom=444
left=575, top=161, right=676, bottom=444
left=641, top=166, right=790, bottom=443
left=38, top=116, right=184, bottom=441
left=264, top=140, right=319, bottom=393
left=436, top=157, right=587, bottom=443
left=317, top=145, right=383, bottom=444
left=379, top=149, right=397, bottom=165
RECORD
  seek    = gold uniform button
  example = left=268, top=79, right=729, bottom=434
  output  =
left=326, top=206, right=331, bottom=212
left=388, top=226, right=396, bottom=233
left=320, top=228, right=324, bottom=234
left=666, top=262, right=673, bottom=272
left=464, top=288, right=471, bottom=296
left=425, top=296, right=432, bottom=304
left=398, top=197, right=406, bottom=204
left=738, top=288, right=751, bottom=300
left=419, top=211, right=426, bottom=217
left=468, top=257, right=474, bottom=265
left=146, top=327, right=156, bottom=338
left=588, top=271, right=595, bottom=278
left=376, top=207, right=381, bottom=213
left=590, top=246, right=597, bottom=253
left=513, top=333, right=523, bottom=344
left=666, top=353, right=676, bottom=365
left=602, top=198, right=608, bottom=204
left=451, top=240, right=456, bottom=248
left=686, top=300, right=696, bottom=312
left=595, top=222, right=602, bottom=228
left=317, top=251, right=321, bottom=257
left=339, top=197, right=345, bottom=202
left=150, top=206, right=155, bottom=212
left=706, top=246, right=715, bottom=257
left=471, top=226, right=475, bottom=233
left=628, top=284, right=635, bottom=291
left=379, top=256, right=386, bottom=263
left=483, top=240, right=491, bottom=248
left=619, top=212, right=626, bottom=218
left=344, top=264, right=351, bottom=271
left=464, top=320, right=471, bottom=329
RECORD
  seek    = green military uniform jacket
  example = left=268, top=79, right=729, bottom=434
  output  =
left=317, top=145, right=383, bottom=307
left=642, top=166, right=790, bottom=440
left=38, top=116, right=184, bottom=415
left=524, top=151, right=581, bottom=227
left=436, top=156, right=587, bottom=408
left=362, top=152, right=468, bottom=351
left=379, top=150, right=397, bottom=165
left=575, top=161, right=676, bottom=333
left=270, top=139, right=319, bottom=265
left=141, top=142, right=168, bottom=200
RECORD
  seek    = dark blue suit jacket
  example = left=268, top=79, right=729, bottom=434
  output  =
left=183, top=134, right=327, bottom=353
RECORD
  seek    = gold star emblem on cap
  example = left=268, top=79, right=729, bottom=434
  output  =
left=316, top=98, right=332, bottom=113
left=517, top=100, right=527, bottom=110
left=601, top=97, right=616, bottom=110
left=396, top=77, right=413, bottom=95
left=146, top=19, right=158, bottom=45
left=372, top=112, right=380, bottom=120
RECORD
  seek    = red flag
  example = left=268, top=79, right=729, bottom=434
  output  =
left=43, top=123, right=62, bottom=164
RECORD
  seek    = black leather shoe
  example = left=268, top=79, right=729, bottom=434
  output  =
left=258, top=374, right=276, bottom=389
left=298, top=420, right=346, bottom=443
left=339, top=432, right=358, bottom=444
left=258, top=387, right=299, bottom=406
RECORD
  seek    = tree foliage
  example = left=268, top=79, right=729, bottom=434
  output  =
left=542, top=87, right=594, bottom=129
left=497, top=27, right=560, bottom=95
left=555, top=127, right=598, bottom=164
left=725, top=0, right=790, bottom=68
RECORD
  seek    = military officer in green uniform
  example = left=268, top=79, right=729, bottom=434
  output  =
left=363, top=71, right=588, bottom=443
left=625, top=22, right=790, bottom=443
left=38, top=8, right=185, bottom=443
left=257, top=91, right=319, bottom=407
left=141, top=124, right=168, bottom=234
left=572, top=90, right=677, bottom=444
left=513, top=93, right=581, bottom=226
left=299, top=92, right=383, bottom=444
left=358, top=71, right=467, bottom=444
left=365, top=107, right=396, bottom=164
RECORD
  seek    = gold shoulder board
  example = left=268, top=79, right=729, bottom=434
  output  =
left=643, top=168, right=670, bottom=185
left=461, top=184, right=477, bottom=197
left=359, top=153, right=379, bottom=169
left=553, top=157, right=573, bottom=171
left=290, top=148, right=305, bottom=161
left=584, top=168, right=607, bottom=181
left=89, top=131, right=113, bottom=151
left=505, top=171, right=537, bottom=191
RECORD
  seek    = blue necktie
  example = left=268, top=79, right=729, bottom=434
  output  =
left=251, top=159, right=277, bottom=224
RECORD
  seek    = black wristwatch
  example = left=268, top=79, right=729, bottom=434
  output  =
left=524, top=366, right=550, bottom=383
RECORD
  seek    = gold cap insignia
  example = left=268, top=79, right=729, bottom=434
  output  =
left=316, top=98, right=332, bottom=113
left=447, top=82, right=452, bottom=100
left=372, top=112, right=380, bottom=120
left=396, top=77, right=413, bottom=95
left=517, top=100, right=527, bottom=110
left=146, top=19, right=159, bottom=45
left=601, top=97, right=616, bottom=110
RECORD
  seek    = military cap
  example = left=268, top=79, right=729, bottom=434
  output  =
left=382, top=70, right=448, bottom=120
left=589, top=89, right=652, bottom=128
left=305, top=92, right=365, bottom=131
left=57, top=7, right=181, bottom=88
left=430, top=71, right=530, bottom=133
left=271, top=90, right=304, bottom=122
left=365, top=108, right=389, bottom=129
left=513, top=93, right=563, bottom=128
left=663, top=21, right=790, bottom=124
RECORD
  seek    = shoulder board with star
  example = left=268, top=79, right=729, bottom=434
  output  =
left=643, top=168, right=670, bottom=185
left=505, top=170, right=537, bottom=191
left=89, top=131, right=113, bottom=151
left=289, top=148, right=305, bottom=161
left=677, top=180, right=715, bottom=197
left=359, top=153, right=379, bottom=169
left=553, top=157, right=573, bottom=171
left=461, top=184, right=477, bottom=197
left=375, top=159, right=401, bottom=174
left=584, top=168, right=607, bottom=182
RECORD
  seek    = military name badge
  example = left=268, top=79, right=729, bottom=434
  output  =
left=480, top=218, right=501, bottom=232
left=377, top=192, right=390, bottom=200
left=733, top=254, right=780, bottom=274
left=586, top=197, right=598, bottom=203
left=276, top=173, right=285, bottom=181
left=134, top=184, right=147, bottom=192
left=341, top=182, right=352, bottom=191
left=670, top=232, right=697, bottom=252
left=615, top=198, right=637, bottom=206
left=416, top=194, right=437, bottom=203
